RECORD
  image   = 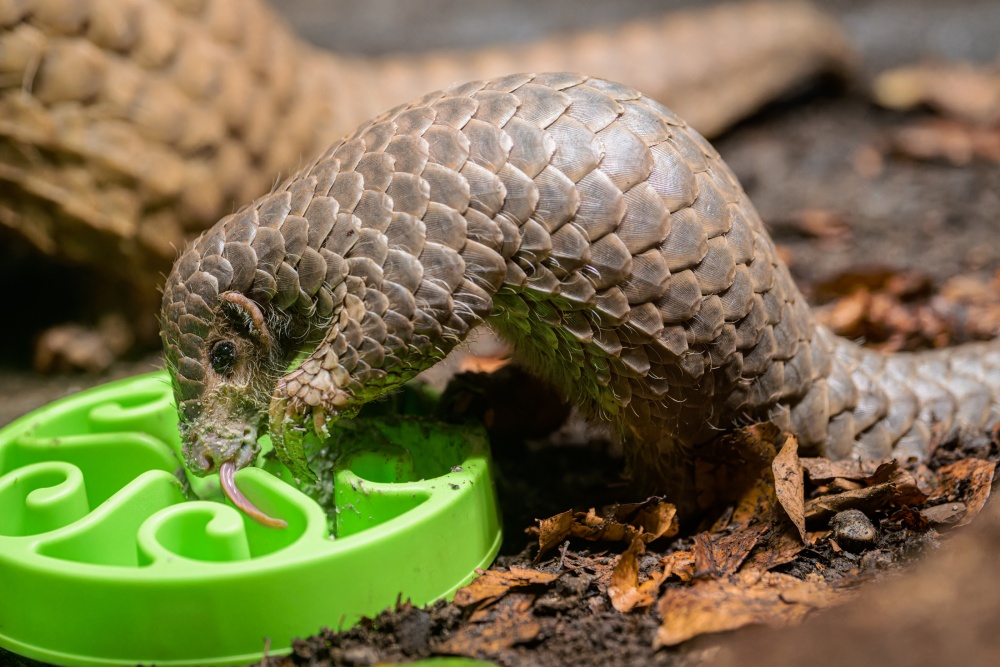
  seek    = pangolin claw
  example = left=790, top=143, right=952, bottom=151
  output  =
left=269, top=405, right=317, bottom=483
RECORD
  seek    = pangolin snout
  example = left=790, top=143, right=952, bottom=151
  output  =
left=182, top=419, right=288, bottom=529
left=184, top=422, right=260, bottom=476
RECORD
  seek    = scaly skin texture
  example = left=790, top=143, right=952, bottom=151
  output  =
left=1, top=0, right=851, bottom=307
left=161, top=73, right=1000, bottom=514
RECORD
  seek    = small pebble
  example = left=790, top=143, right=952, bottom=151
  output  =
left=829, top=509, right=878, bottom=552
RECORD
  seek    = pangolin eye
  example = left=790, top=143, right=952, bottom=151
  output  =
left=210, top=340, right=237, bottom=375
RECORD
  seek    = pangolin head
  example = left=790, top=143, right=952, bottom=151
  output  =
left=160, top=222, right=293, bottom=528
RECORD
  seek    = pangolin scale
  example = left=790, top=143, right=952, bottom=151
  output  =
left=161, top=73, right=1000, bottom=524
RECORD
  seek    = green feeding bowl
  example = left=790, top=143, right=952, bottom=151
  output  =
left=0, top=372, right=502, bottom=667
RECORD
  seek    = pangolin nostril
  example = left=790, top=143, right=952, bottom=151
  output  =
left=197, top=453, right=215, bottom=473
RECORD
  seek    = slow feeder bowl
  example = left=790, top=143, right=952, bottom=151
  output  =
left=0, top=372, right=502, bottom=667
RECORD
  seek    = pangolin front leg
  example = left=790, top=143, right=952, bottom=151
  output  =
left=161, top=73, right=1000, bottom=527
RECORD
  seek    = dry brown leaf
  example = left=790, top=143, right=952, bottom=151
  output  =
left=693, top=522, right=771, bottom=580
left=581, top=555, right=618, bottom=587
left=453, top=567, right=560, bottom=609
left=741, top=522, right=807, bottom=577
left=731, top=474, right=779, bottom=528
left=873, top=61, right=1000, bottom=125
left=929, top=459, right=995, bottom=526
left=660, top=550, right=697, bottom=583
left=801, top=458, right=926, bottom=505
left=438, top=593, right=539, bottom=657
left=939, top=271, right=1000, bottom=339
left=888, top=506, right=932, bottom=532
left=696, top=425, right=785, bottom=527
left=806, top=529, right=831, bottom=544
left=531, top=499, right=679, bottom=558
left=920, top=502, right=967, bottom=527
left=814, top=268, right=934, bottom=302
left=770, top=209, right=852, bottom=242
left=890, top=119, right=1000, bottom=165
left=864, top=461, right=898, bottom=484
left=608, top=537, right=660, bottom=613
left=631, top=501, right=680, bottom=542
left=534, top=510, right=574, bottom=556
left=822, top=288, right=869, bottom=332
left=655, top=573, right=850, bottom=647
left=811, top=268, right=954, bottom=352
left=866, top=460, right=928, bottom=506
left=804, top=483, right=897, bottom=523
left=531, top=506, right=637, bottom=553
left=574, top=508, right=636, bottom=543
left=772, top=436, right=806, bottom=542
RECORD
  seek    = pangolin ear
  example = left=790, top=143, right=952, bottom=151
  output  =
left=219, top=291, right=272, bottom=352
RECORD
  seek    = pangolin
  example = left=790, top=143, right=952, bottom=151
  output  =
left=161, top=73, right=1000, bottom=528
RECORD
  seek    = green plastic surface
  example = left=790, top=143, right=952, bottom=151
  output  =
left=0, top=372, right=501, bottom=667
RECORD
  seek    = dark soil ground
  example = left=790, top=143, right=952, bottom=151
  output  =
left=1, top=2, right=999, bottom=667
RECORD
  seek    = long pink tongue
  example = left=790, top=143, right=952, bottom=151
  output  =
left=219, top=461, right=288, bottom=529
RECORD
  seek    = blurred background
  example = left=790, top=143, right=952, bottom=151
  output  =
left=285, top=0, right=1000, bottom=74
